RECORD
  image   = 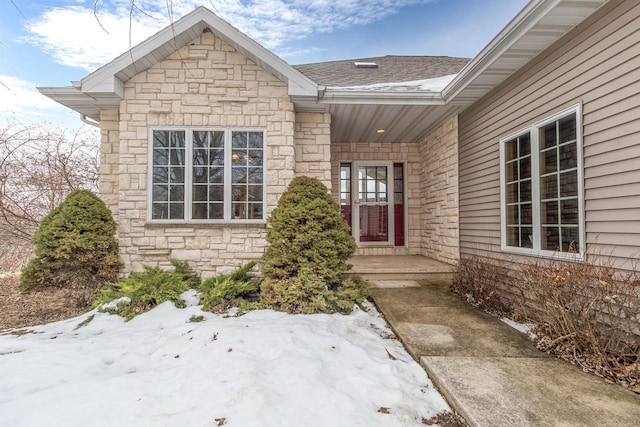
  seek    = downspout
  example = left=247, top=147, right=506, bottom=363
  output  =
left=80, top=114, right=100, bottom=127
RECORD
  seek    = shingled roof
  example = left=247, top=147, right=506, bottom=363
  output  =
left=292, top=55, right=470, bottom=87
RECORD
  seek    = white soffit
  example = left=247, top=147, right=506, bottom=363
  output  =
left=443, top=0, right=608, bottom=104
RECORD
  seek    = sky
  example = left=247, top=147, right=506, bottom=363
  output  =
left=0, top=0, right=528, bottom=129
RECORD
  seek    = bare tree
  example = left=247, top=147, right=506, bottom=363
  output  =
left=0, top=122, right=99, bottom=270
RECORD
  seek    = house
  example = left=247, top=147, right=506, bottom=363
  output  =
left=40, top=0, right=639, bottom=285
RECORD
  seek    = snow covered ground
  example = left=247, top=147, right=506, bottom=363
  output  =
left=0, top=292, right=450, bottom=426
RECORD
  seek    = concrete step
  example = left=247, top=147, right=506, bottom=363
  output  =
left=357, top=271, right=454, bottom=282
left=348, top=255, right=456, bottom=283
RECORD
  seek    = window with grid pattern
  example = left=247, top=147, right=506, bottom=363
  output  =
left=504, top=133, right=533, bottom=248
left=500, top=107, right=583, bottom=257
left=150, top=128, right=265, bottom=222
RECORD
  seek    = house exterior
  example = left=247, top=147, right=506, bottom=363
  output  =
left=40, top=0, right=639, bottom=283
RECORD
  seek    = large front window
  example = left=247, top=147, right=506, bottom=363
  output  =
left=500, top=106, right=583, bottom=257
left=150, top=128, right=265, bottom=222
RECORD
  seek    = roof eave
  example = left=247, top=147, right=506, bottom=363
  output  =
left=37, top=86, right=108, bottom=122
left=442, top=0, right=608, bottom=105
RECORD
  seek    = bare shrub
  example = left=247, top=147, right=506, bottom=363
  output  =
left=520, top=256, right=640, bottom=388
left=455, top=253, right=640, bottom=389
left=452, top=256, right=513, bottom=316
left=0, top=122, right=99, bottom=271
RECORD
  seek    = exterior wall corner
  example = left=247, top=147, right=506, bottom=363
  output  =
left=419, top=114, right=460, bottom=265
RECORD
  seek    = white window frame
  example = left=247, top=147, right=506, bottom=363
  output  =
left=352, top=160, right=395, bottom=246
left=499, top=104, right=585, bottom=260
left=147, top=127, right=267, bottom=224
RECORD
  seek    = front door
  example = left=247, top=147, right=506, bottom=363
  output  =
left=353, top=162, right=394, bottom=245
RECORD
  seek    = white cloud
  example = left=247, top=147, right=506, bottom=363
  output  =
left=0, top=75, right=67, bottom=117
left=24, top=0, right=431, bottom=71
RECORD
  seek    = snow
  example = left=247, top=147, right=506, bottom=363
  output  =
left=99, top=296, right=132, bottom=311
left=500, top=317, right=537, bottom=339
left=0, top=297, right=449, bottom=426
left=327, top=74, right=457, bottom=92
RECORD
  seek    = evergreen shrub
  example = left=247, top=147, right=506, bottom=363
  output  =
left=20, top=190, right=121, bottom=292
left=260, top=176, right=367, bottom=314
left=94, top=259, right=200, bottom=320
left=200, top=261, right=260, bottom=311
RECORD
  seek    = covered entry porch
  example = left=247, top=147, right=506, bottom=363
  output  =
left=349, top=255, right=455, bottom=282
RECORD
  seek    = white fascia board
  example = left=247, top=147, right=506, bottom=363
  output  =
left=81, top=7, right=317, bottom=98
left=441, top=0, right=607, bottom=102
left=319, top=89, right=445, bottom=106
left=38, top=85, right=85, bottom=102
left=442, top=0, right=558, bottom=101
left=37, top=86, right=103, bottom=120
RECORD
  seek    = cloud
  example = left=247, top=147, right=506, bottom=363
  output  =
left=0, top=75, right=68, bottom=119
left=23, top=0, right=431, bottom=71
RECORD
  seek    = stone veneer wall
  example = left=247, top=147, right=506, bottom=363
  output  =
left=419, top=115, right=459, bottom=264
left=294, top=112, right=332, bottom=188
left=331, top=142, right=421, bottom=255
left=112, top=31, right=298, bottom=276
left=100, top=109, right=120, bottom=222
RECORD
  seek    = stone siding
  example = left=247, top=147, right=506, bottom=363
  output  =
left=294, top=112, right=332, bottom=188
left=112, top=31, right=296, bottom=276
left=331, top=142, right=421, bottom=255
left=99, top=109, right=120, bottom=221
left=419, top=115, right=459, bottom=264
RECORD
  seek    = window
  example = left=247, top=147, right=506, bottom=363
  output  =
left=150, top=128, right=265, bottom=222
left=339, top=163, right=352, bottom=232
left=500, top=105, right=583, bottom=257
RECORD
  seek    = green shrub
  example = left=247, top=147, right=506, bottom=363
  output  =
left=200, top=261, right=259, bottom=311
left=94, top=259, right=200, bottom=320
left=20, top=190, right=121, bottom=293
left=260, top=176, right=366, bottom=314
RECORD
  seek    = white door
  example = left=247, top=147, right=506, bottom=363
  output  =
left=353, top=162, right=394, bottom=245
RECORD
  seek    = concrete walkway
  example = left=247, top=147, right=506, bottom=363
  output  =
left=368, top=279, right=640, bottom=427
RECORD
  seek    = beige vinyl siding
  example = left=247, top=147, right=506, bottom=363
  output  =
left=459, top=0, right=640, bottom=268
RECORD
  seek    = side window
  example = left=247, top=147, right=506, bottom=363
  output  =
left=539, top=114, right=579, bottom=252
left=504, top=133, right=532, bottom=248
left=501, top=107, right=582, bottom=257
left=151, top=130, right=185, bottom=220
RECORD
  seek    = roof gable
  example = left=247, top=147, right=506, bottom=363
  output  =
left=40, top=7, right=317, bottom=120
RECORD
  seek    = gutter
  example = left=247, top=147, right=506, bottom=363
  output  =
left=318, top=89, right=445, bottom=106
left=80, top=114, right=100, bottom=127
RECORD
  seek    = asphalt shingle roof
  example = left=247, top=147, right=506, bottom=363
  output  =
left=292, top=55, right=470, bottom=87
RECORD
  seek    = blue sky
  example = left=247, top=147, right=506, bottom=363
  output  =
left=0, top=0, right=527, bottom=129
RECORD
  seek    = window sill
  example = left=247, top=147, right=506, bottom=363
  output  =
left=145, top=221, right=267, bottom=229
left=501, top=246, right=584, bottom=262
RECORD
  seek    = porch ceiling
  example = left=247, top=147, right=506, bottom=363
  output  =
left=326, top=103, right=462, bottom=144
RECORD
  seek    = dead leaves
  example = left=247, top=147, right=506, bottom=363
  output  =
left=214, top=417, right=226, bottom=426
left=385, top=348, right=397, bottom=360
left=377, top=407, right=391, bottom=414
left=422, top=410, right=468, bottom=426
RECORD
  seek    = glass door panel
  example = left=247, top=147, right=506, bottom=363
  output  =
left=357, top=165, right=390, bottom=243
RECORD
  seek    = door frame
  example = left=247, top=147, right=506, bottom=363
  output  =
left=352, top=160, right=395, bottom=245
